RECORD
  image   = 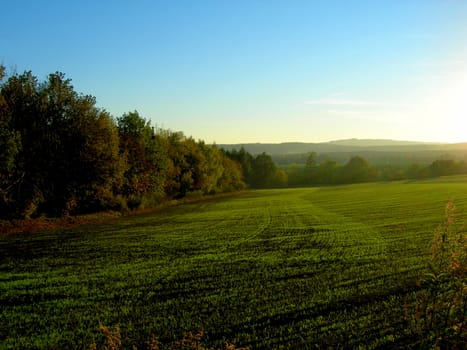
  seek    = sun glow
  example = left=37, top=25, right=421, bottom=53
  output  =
left=415, top=64, right=467, bottom=143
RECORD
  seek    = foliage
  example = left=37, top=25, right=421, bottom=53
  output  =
left=3, top=64, right=465, bottom=219
left=0, top=70, right=124, bottom=217
left=286, top=151, right=467, bottom=187
left=0, top=67, right=246, bottom=219
left=339, top=156, right=379, bottom=183
left=405, top=200, right=467, bottom=348
left=223, top=148, right=286, bottom=188
left=117, top=111, right=167, bottom=208
left=0, top=66, right=22, bottom=213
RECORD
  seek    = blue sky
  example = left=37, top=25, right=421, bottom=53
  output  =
left=2, top=1, right=467, bottom=143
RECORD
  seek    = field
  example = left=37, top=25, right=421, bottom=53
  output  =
left=1, top=176, right=467, bottom=349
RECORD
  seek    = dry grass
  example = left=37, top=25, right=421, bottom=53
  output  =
left=90, top=324, right=249, bottom=350
left=0, top=211, right=122, bottom=235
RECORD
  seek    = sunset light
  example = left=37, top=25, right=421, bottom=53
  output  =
left=3, top=2, right=467, bottom=349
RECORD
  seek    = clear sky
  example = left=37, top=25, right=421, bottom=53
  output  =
left=1, top=1, right=467, bottom=144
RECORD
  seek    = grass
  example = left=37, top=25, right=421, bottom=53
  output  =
left=1, top=176, right=467, bottom=349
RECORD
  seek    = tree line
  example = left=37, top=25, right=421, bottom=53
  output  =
left=2, top=66, right=464, bottom=219
left=286, top=152, right=467, bottom=186
left=0, top=67, right=283, bottom=219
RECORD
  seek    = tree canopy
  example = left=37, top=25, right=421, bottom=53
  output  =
left=0, top=67, right=248, bottom=218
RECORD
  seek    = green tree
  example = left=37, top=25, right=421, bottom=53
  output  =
left=315, top=159, right=340, bottom=184
left=0, top=66, right=22, bottom=215
left=250, top=152, right=277, bottom=188
left=224, top=147, right=254, bottom=185
left=68, top=105, right=123, bottom=214
left=181, top=137, right=209, bottom=196
left=339, top=156, right=378, bottom=183
left=406, top=164, right=421, bottom=179
left=0, top=70, right=124, bottom=217
left=198, top=142, right=224, bottom=194
left=304, top=151, right=318, bottom=184
left=117, top=111, right=167, bottom=208
left=274, top=168, right=289, bottom=187
left=37, top=73, right=123, bottom=215
left=163, top=132, right=207, bottom=198
left=1, top=70, right=44, bottom=217
left=217, top=156, right=245, bottom=192
left=430, top=159, right=460, bottom=177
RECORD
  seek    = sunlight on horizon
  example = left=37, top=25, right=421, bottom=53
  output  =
left=415, top=65, right=467, bottom=143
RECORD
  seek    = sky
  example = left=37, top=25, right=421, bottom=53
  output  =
left=1, top=1, right=467, bottom=144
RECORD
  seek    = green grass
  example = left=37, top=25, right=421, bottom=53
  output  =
left=1, top=176, right=467, bottom=349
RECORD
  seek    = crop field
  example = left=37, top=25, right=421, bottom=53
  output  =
left=1, top=176, right=467, bottom=349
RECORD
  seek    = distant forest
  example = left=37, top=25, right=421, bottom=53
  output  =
left=1, top=66, right=466, bottom=219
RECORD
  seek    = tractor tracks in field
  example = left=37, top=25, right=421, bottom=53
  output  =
left=224, top=204, right=274, bottom=252
left=226, top=199, right=334, bottom=258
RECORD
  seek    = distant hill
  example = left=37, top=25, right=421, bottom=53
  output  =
left=218, top=139, right=467, bottom=165
left=218, top=139, right=456, bottom=155
left=325, top=138, right=443, bottom=147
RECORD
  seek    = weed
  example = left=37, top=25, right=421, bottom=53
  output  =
left=90, top=325, right=247, bottom=350
left=405, top=200, right=467, bottom=348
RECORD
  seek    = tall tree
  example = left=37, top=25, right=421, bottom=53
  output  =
left=224, top=147, right=254, bottom=185
left=304, top=151, right=318, bottom=184
left=0, top=66, right=22, bottom=215
left=250, top=152, right=278, bottom=188
left=0, top=70, right=123, bottom=217
left=1, top=70, right=44, bottom=217
left=117, top=111, right=167, bottom=208
left=218, top=156, right=245, bottom=192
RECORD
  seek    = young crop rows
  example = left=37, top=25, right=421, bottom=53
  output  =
left=1, top=177, right=467, bottom=348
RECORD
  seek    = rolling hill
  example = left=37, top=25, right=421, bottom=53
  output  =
left=219, top=139, right=467, bottom=165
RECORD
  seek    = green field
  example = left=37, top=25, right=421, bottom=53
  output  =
left=2, top=176, right=467, bottom=349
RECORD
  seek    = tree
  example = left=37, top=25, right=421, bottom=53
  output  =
left=406, top=164, right=421, bottom=179
left=68, top=106, right=123, bottom=214
left=36, top=73, right=124, bottom=215
left=430, top=159, right=460, bottom=177
left=339, top=156, right=378, bottom=183
left=117, top=111, right=167, bottom=208
left=315, top=159, right=340, bottom=184
left=0, top=66, right=22, bottom=216
left=304, top=151, right=318, bottom=184
left=1, top=70, right=45, bottom=217
left=197, top=142, right=224, bottom=194
left=163, top=132, right=209, bottom=198
left=0, top=70, right=124, bottom=217
left=224, top=147, right=254, bottom=185
left=218, top=156, right=245, bottom=192
left=250, top=152, right=277, bottom=188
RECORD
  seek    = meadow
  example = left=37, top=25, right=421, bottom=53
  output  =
left=1, top=176, right=467, bottom=349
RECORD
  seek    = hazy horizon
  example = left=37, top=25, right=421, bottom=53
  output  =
left=2, top=1, right=466, bottom=144
left=217, top=137, right=464, bottom=145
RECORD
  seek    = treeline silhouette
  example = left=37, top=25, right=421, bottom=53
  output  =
left=0, top=67, right=283, bottom=219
